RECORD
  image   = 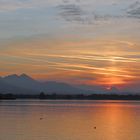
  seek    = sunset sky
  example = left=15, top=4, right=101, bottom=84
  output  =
left=0, top=0, right=140, bottom=90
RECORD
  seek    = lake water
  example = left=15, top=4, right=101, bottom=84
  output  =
left=0, top=100, right=140, bottom=140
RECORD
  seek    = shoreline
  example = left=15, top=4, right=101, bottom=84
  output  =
left=0, top=94, right=140, bottom=100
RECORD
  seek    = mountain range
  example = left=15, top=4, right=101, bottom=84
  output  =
left=0, top=74, right=139, bottom=94
left=0, top=74, right=91, bottom=94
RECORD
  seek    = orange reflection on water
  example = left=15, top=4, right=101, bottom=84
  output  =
left=0, top=100, right=139, bottom=140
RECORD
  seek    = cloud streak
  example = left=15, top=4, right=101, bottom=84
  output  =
left=127, top=1, right=140, bottom=18
left=0, top=0, right=56, bottom=11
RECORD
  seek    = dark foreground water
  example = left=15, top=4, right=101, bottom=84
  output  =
left=0, top=100, right=140, bottom=140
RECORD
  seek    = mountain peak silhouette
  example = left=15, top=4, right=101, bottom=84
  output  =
left=3, top=74, right=33, bottom=80
left=4, top=74, right=19, bottom=79
left=19, top=73, right=34, bottom=80
left=0, top=73, right=89, bottom=94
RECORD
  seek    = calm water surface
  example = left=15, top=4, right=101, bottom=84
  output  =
left=0, top=100, right=140, bottom=140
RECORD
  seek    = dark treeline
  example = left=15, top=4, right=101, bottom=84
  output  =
left=0, top=93, right=16, bottom=100
left=0, top=92, right=140, bottom=100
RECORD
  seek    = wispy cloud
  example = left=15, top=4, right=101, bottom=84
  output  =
left=127, top=1, right=140, bottom=18
left=55, top=0, right=131, bottom=24
left=0, top=51, right=137, bottom=78
left=0, top=0, right=58, bottom=12
left=56, top=3, right=87, bottom=23
left=25, top=53, right=140, bottom=63
left=0, top=0, right=32, bottom=11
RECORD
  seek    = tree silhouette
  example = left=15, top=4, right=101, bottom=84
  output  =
left=39, top=92, right=46, bottom=99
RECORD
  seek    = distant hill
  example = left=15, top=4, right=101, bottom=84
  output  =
left=43, top=81, right=88, bottom=94
left=0, top=74, right=91, bottom=94
left=3, top=74, right=43, bottom=94
left=0, top=76, right=34, bottom=94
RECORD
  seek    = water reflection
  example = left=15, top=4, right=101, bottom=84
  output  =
left=0, top=100, right=140, bottom=140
